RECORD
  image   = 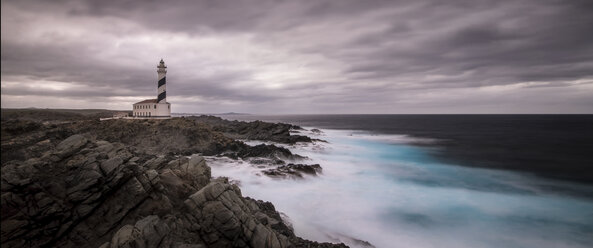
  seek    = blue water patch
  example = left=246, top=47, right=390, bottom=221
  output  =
left=210, top=126, right=593, bottom=248
left=324, top=130, right=593, bottom=247
left=339, top=135, right=540, bottom=194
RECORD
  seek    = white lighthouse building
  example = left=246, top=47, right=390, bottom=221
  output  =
left=132, top=59, right=171, bottom=118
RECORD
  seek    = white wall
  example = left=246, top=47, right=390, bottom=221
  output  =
left=132, top=102, right=170, bottom=117
left=155, top=103, right=170, bottom=116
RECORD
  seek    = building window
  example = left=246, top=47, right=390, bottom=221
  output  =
left=154, top=104, right=156, bottom=109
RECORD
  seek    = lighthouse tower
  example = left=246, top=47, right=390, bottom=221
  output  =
left=132, top=59, right=172, bottom=118
left=157, top=59, right=167, bottom=103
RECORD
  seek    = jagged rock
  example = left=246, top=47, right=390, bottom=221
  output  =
left=262, top=164, right=323, bottom=179
left=54, top=134, right=88, bottom=158
left=1, top=119, right=346, bottom=248
left=100, top=157, right=123, bottom=176
left=106, top=215, right=171, bottom=248
left=188, top=115, right=312, bottom=144
left=1, top=115, right=310, bottom=165
left=109, top=225, right=138, bottom=248
left=184, top=181, right=290, bottom=248
left=310, top=129, right=322, bottom=134
left=237, top=144, right=301, bottom=160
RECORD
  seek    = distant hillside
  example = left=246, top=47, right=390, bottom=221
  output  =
left=0, top=108, right=131, bottom=122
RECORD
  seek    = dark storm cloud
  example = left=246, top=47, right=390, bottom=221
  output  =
left=1, top=0, right=592, bottom=113
left=338, top=1, right=593, bottom=87
left=71, top=0, right=397, bottom=33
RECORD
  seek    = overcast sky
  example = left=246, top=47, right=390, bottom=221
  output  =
left=1, top=0, right=592, bottom=114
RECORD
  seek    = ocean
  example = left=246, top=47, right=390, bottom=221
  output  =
left=207, top=115, right=593, bottom=248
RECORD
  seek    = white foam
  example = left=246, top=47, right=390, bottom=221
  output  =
left=207, top=128, right=593, bottom=248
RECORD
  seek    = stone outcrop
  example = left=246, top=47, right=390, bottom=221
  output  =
left=262, top=164, right=323, bottom=179
left=1, top=135, right=347, bottom=248
left=188, top=116, right=311, bottom=144
left=1, top=118, right=305, bottom=164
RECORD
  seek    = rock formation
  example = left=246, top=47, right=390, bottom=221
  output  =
left=1, top=134, right=347, bottom=247
left=262, top=164, right=323, bottom=179
left=1, top=112, right=348, bottom=247
left=188, top=116, right=311, bottom=144
left=1, top=118, right=303, bottom=164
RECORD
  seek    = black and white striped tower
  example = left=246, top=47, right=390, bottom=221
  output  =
left=157, top=59, right=167, bottom=103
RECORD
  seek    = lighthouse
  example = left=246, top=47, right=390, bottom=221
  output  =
left=132, top=59, right=172, bottom=118
left=157, top=59, right=167, bottom=103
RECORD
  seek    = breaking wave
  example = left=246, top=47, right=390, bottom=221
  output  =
left=208, top=128, right=593, bottom=248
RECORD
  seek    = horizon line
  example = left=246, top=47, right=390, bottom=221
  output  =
left=2, top=107, right=593, bottom=115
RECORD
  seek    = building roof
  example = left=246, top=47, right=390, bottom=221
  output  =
left=134, top=99, right=158, bottom=104
left=133, top=99, right=170, bottom=104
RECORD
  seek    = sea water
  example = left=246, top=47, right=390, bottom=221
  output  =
left=206, top=115, right=593, bottom=248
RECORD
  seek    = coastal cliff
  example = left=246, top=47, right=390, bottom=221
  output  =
left=0, top=111, right=347, bottom=248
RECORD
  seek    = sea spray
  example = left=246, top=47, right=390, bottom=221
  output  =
left=208, top=128, right=593, bottom=248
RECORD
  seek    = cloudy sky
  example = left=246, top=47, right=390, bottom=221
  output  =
left=1, top=0, right=592, bottom=114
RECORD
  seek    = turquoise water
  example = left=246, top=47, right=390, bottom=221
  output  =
left=208, top=128, right=593, bottom=248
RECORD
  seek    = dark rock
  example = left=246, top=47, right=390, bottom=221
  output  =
left=106, top=215, right=171, bottom=248
left=262, top=164, right=323, bottom=179
left=1, top=119, right=42, bottom=135
left=1, top=115, right=347, bottom=248
left=249, top=158, right=286, bottom=165
left=54, top=134, right=88, bottom=158
left=188, top=115, right=312, bottom=144
left=236, top=144, right=302, bottom=160
left=2, top=115, right=315, bottom=166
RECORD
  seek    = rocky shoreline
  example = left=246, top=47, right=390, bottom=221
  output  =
left=0, top=111, right=349, bottom=248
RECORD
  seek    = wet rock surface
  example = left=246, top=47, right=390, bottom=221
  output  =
left=1, top=113, right=347, bottom=247
left=262, top=164, right=323, bottom=179
left=1, top=135, right=347, bottom=247
left=1, top=117, right=304, bottom=164
left=188, top=116, right=311, bottom=144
